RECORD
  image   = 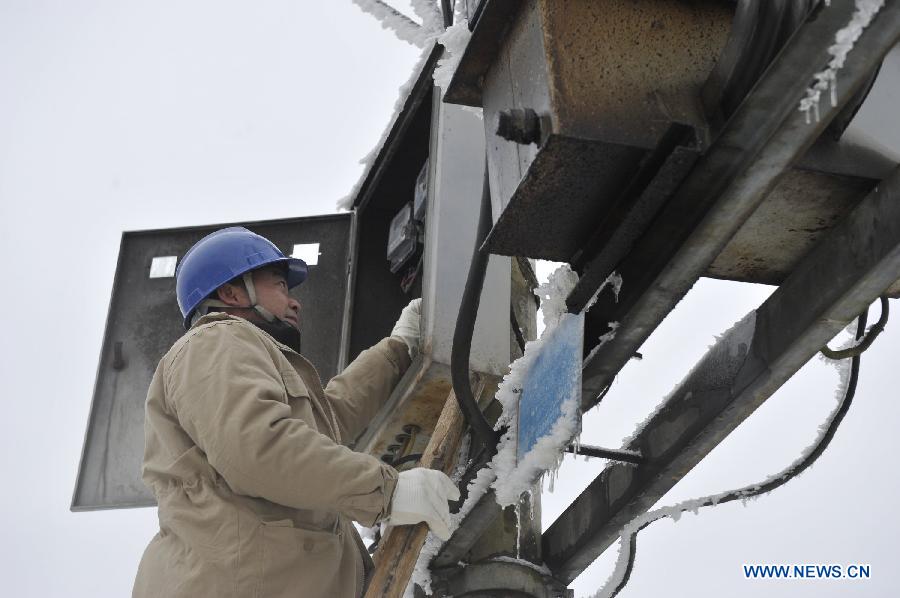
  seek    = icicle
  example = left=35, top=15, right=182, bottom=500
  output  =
left=608, top=272, right=624, bottom=303
left=583, top=271, right=624, bottom=311
left=547, top=453, right=564, bottom=493
left=515, top=501, right=522, bottom=559
left=528, top=489, right=535, bottom=522
left=798, top=0, right=885, bottom=120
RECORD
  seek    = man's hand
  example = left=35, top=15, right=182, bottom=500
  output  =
left=391, top=298, right=422, bottom=359
left=386, top=468, right=460, bottom=541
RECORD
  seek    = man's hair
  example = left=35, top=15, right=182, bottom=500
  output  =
left=223, top=274, right=248, bottom=290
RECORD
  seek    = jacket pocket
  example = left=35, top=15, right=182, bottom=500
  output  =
left=281, top=368, right=334, bottom=437
left=258, top=520, right=342, bottom=597
left=280, top=369, right=309, bottom=399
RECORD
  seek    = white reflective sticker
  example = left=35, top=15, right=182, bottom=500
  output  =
left=149, top=256, right=178, bottom=278
left=291, top=243, right=320, bottom=265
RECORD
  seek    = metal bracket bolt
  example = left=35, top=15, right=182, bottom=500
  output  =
left=497, top=108, right=543, bottom=145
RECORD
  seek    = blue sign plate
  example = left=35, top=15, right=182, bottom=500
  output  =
left=517, top=312, right=584, bottom=463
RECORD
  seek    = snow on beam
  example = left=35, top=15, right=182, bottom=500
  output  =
left=579, top=0, right=900, bottom=412
left=543, top=163, right=900, bottom=584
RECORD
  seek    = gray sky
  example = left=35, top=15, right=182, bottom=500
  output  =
left=1, top=2, right=897, bottom=597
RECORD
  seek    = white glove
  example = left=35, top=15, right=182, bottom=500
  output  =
left=386, top=468, right=460, bottom=541
left=391, top=298, right=422, bottom=358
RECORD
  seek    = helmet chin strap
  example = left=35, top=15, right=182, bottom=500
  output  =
left=193, top=272, right=279, bottom=325
left=233, top=272, right=303, bottom=352
left=240, top=272, right=278, bottom=324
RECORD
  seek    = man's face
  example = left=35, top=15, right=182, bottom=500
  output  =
left=252, top=266, right=302, bottom=330
left=217, top=265, right=302, bottom=330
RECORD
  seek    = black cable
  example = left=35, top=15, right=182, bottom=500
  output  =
left=451, top=157, right=499, bottom=449
left=820, top=297, right=889, bottom=359
left=390, top=453, right=424, bottom=467
left=606, top=300, right=884, bottom=597
left=441, top=0, right=453, bottom=28
left=367, top=529, right=381, bottom=554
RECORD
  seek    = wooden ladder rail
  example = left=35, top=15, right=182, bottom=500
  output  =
left=364, top=389, right=467, bottom=598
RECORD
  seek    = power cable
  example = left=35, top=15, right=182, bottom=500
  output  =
left=602, top=297, right=887, bottom=597
left=820, top=297, right=889, bottom=359
left=441, top=0, right=453, bottom=27
left=450, top=156, right=501, bottom=452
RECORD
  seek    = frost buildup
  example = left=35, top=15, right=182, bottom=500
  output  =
left=433, top=19, right=472, bottom=92
left=582, top=271, right=623, bottom=362
left=534, top=265, right=580, bottom=331
left=798, top=0, right=885, bottom=123
left=406, top=264, right=622, bottom=594
left=350, top=0, right=437, bottom=48
left=411, top=0, right=445, bottom=33
left=491, top=265, right=582, bottom=507
left=339, top=6, right=476, bottom=212
left=335, top=47, right=434, bottom=211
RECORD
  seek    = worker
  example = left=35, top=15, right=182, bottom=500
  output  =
left=133, top=226, right=459, bottom=598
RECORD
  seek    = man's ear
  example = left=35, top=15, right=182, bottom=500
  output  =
left=216, top=282, right=243, bottom=307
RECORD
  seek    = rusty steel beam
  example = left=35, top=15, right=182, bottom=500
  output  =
left=566, top=124, right=700, bottom=313
left=580, top=0, right=900, bottom=411
left=543, top=163, right=900, bottom=584
left=444, top=0, right=523, bottom=107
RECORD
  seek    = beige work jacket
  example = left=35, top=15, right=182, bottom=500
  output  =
left=133, top=313, right=410, bottom=598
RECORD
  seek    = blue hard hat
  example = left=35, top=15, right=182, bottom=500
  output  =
left=175, top=226, right=308, bottom=329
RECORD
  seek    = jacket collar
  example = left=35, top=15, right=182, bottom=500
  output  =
left=192, top=312, right=300, bottom=356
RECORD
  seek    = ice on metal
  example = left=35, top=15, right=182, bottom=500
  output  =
left=799, top=0, right=885, bottom=122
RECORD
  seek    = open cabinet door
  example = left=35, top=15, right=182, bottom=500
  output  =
left=72, top=213, right=355, bottom=511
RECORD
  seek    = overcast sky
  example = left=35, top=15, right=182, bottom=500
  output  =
left=1, top=2, right=897, bottom=597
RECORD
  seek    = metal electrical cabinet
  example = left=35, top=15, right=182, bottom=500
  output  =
left=73, top=216, right=355, bottom=510
left=341, top=47, right=510, bottom=464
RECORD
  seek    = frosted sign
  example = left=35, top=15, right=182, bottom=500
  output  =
left=516, top=312, right=584, bottom=462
